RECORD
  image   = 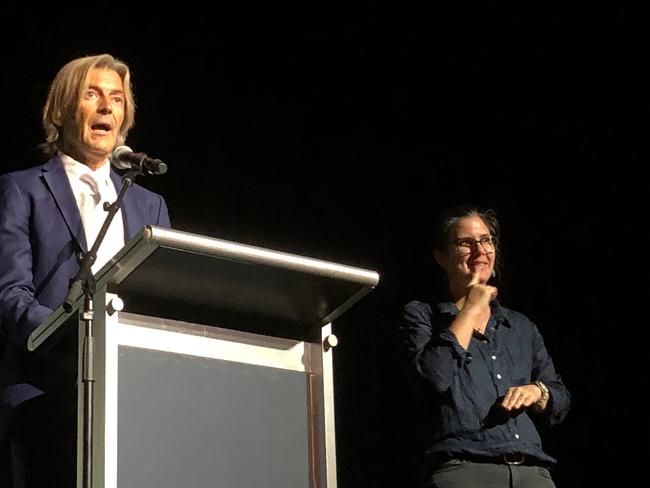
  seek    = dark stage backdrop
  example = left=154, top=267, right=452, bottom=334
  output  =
left=1, top=5, right=640, bottom=487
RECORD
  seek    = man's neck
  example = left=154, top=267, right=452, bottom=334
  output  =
left=60, top=151, right=109, bottom=171
left=83, top=160, right=108, bottom=171
left=59, top=143, right=109, bottom=171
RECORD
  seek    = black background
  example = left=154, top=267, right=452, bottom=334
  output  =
left=1, top=5, right=641, bottom=486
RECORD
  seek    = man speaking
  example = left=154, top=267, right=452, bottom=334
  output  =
left=0, top=53, right=170, bottom=487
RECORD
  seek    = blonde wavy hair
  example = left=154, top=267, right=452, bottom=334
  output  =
left=41, top=54, right=136, bottom=156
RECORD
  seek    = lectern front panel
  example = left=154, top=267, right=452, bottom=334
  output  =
left=102, top=313, right=322, bottom=488
left=117, top=347, right=309, bottom=487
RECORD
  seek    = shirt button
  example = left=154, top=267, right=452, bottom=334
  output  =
left=514, top=434, right=520, bottom=439
left=496, top=374, right=502, bottom=380
left=491, top=355, right=497, bottom=360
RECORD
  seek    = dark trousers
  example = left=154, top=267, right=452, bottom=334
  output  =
left=423, top=459, right=556, bottom=488
left=2, top=392, right=76, bottom=488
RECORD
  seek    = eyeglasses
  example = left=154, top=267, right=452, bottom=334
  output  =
left=451, top=235, right=496, bottom=255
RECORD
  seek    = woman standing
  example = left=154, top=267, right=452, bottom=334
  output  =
left=399, top=206, right=570, bottom=488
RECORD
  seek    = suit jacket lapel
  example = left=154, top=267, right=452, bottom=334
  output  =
left=41, top=157, right=87, bottom=251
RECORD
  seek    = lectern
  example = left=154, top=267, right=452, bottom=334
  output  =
left=28, top=226, right=379, bottom=488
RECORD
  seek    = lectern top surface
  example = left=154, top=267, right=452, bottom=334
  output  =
left=29, top=226, right=379, bottom=350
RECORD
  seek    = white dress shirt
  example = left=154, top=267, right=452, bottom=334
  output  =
left=60, top=153, right=125, bottom=273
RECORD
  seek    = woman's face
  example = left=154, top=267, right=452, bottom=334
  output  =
left=436, top=215, right=496, bottom=285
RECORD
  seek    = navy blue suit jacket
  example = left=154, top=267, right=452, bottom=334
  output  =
left=0, top=156, right=170, bottom=415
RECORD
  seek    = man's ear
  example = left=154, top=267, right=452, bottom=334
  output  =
left=434, top=249, right=445, bottom=269
left=51, top=111, right=63, bottom=127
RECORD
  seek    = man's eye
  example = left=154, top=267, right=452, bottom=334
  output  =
left=84, top=91, right=98, bottom=99
left=457, top=240, right=472, bottom=247
left=112, top=96, right=123, bottom=104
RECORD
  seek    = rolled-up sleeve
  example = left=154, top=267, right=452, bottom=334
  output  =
left=531, top=322, right=571, bottom=425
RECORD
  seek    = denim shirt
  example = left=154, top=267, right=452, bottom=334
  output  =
left=399, top=300, right=571, bottom=464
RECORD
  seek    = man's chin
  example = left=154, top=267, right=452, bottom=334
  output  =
left=85, top=143, right=114, bottom=160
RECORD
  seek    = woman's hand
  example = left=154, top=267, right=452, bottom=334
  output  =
left=500, top=384, right=543, bottom=411
left=462, top=271, right=498, bottom=313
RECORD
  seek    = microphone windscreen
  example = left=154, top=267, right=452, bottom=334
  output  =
left=110, top=145, right=133, bottom=169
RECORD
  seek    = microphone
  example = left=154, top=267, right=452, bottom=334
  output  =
left=110, top=145, right=168, bottom=175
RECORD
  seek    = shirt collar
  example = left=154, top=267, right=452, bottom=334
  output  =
left=59, top=151, right=111, bottom=186
left=434, top=299, right=511, bottom=327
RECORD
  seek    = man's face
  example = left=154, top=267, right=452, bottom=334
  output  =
left=61, top=68, right=125, bottom=169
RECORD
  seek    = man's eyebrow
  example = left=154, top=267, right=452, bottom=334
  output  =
left=87, top=84, right=124, bottom=94
left=456, top=234, right=492, bottom=241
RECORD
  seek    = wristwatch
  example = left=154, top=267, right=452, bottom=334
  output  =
left=534, top=381, right=550, bottom=405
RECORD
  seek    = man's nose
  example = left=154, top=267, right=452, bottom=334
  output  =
left=97, top=95, right=113, bottom=114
